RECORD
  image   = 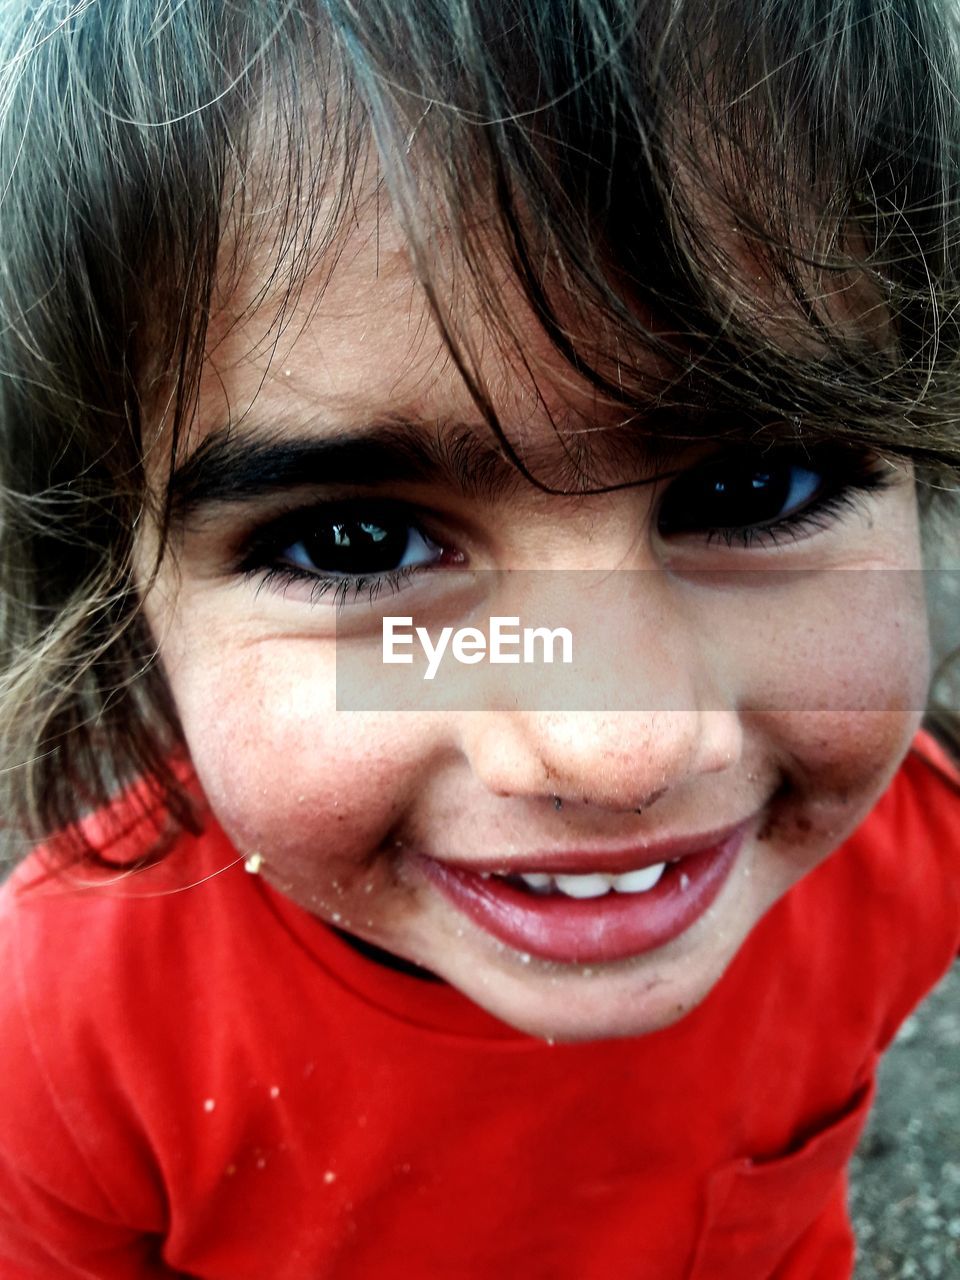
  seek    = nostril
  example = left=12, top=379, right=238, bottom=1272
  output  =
left=550, top=788, right=668, bottom=815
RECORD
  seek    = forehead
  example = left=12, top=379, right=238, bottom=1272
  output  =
left=171, top=101, right=891, bottom=487
left=203, top=209, right=446, bottom=419
left=194, top=187, right=621, bottom=465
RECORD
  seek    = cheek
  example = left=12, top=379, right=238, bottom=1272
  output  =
left=723, top=566, right=927, bottom=699
left=163, top=639, right=434, bottom=881
left=712, top=559, right=928, bottom=721
left=765, top=576, right=929, bottom=769
left=724, top=567, right=930, bottom=874
left=757, top=707, right=920, bottom=836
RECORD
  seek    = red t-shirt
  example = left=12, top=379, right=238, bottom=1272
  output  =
left=0, top=734, right=958, bottom=1279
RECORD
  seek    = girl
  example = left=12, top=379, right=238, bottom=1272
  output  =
left=0, top=0, right=957, bottom=1275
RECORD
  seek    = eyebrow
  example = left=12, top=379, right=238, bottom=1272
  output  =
left=165, top=403, right=753, bottom=526
left=167, top=419, right=530, bottom=522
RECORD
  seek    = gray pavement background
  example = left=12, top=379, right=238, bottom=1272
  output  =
left=851, top=963, right=960, bottom=1278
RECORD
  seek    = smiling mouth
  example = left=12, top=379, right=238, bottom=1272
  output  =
left=413, top=821, right=752, bottom=964
left=485, top=862, right=673, bottom=898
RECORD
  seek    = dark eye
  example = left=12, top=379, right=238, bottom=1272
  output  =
left=279, top=516, right=442, bottom=577
left=656, top=451, right=822, bottom=539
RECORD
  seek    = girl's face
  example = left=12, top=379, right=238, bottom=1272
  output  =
left=139, top=207, right=929, bottom=1042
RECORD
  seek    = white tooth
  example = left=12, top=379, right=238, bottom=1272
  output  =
left=553, top=873, right=612, bottom=899
left=519, top=872, right=553, bottom=890
left=612, top=862, right=667, bottom=893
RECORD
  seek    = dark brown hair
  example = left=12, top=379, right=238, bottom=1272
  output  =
left=1, top=0, right=959, bottom=865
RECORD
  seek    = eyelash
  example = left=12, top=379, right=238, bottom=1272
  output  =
left=250, top=564, right=426, bottom=611
left=234, top=500, right=452, bottom=610
left=681, top=454, right=895, bottom=549
left=703, top=486, right=878, bottom=548
left=232, top=449, right=897, bottom=605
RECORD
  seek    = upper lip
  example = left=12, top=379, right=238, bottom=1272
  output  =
left=421, top=818, right=755, bottom=877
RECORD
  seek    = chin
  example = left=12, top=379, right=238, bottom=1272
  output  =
left=398, top=866, right=769, bottom=1042
left=432, top=948, right=728, bottom=1044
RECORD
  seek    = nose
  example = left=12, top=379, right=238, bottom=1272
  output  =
left=458, top=707, right=742, bottom=812
left=454, top=567, right=745, bottom=810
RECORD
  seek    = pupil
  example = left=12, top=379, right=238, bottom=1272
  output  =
left=697, top=461, right=790, bottom=526
left=304, top=519, right=407, bottom=574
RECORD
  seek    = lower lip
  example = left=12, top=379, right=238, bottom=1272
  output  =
left=415, top=828, right=748, bottom=964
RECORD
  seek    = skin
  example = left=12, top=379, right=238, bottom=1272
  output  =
left=137, top=202, right=930, bottom=1044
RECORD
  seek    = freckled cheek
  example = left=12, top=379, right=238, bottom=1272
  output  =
left=770, top=605, right=926, bottom=767
left=163, top=644, right=434, bottom=876
left=723, top=567, right=926, bottom=701
left=741, top=585, right=929, bottom=864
